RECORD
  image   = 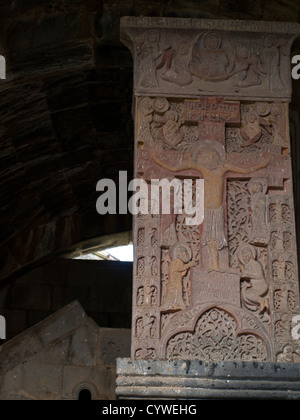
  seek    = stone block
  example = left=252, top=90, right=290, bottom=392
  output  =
left=0, top=301, right=131, bottom=400
left=62, top=365, right=113, bottom=400
left=0, top=333, right=42, bottom=377
left=20, top=362, right=64, bottom=400
left=116, top=358, right=300, bottom=400
left=36, top=301, right=86, bottom=346
left=98, top=328, right=131, bottom=366
left=0, top=365, right=23, bottom=400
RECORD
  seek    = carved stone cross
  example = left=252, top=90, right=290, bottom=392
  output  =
left=120, top=17, right=300, bottom=367
left=184, top=96, right=240, bottom=143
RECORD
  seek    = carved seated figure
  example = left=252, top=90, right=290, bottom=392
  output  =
left=238, top=244, right=269, bottom=314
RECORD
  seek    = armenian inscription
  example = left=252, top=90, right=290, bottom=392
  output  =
left=192, top=270, right=240, bottom=306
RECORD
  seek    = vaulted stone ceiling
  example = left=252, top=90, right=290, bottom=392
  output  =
left=0, top=0, right=300, bottom=284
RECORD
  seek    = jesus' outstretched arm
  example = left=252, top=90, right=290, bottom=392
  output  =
left=224, top=155, right=270, bottom=174
left=152, top=155, right=192, bottom=172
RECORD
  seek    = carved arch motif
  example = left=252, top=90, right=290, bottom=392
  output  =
left=165, top=307, right=268, bottom=362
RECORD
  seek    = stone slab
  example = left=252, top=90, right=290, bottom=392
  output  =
left=121, top=17, right=300, bottom=34
left=121, top=17, right=300, bottom=100
left=191, top=269, right=240, bottom=306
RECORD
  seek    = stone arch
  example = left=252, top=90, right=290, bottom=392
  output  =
left=161, top=304, right=272, bottom=361
left=73, top=382, right=98, bottom=401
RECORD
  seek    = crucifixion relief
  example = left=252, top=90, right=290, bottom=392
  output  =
left=121, top=17, right=300, bottom=363
left=152, top=128, right=269, bottom=273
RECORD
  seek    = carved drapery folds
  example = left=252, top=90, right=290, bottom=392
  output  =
left=121, top=17, right=300, bottom=362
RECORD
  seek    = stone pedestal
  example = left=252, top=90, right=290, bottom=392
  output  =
left=119, top=17, right=300, bottom=399
left=116, top=358, right=300, bottom=400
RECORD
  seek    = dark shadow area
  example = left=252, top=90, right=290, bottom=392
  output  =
left=0, top=259, right=132, bottom=340
left=78, top=389, right=92, bottom=401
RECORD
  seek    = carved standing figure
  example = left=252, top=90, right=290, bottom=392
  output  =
left=152, top=139, right=269, bottom=272
left=139, top=29, right=164, bottom=88
left=248, top=178, right=270, bottom=245
left=276, top=253, right=286, bottom=281
left=262, top=34, right=285, bottom=93
left=162, top=242, right=195, bottom=311
left=137, top=97, right=154, bottom=147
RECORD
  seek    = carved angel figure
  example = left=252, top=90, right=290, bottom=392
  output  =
left=240, top=112, right=272, bottom=148
left=157, top=41, right=193, bottom=86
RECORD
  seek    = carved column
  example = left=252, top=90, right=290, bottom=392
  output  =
left=117, top=17, right=300, bottom=399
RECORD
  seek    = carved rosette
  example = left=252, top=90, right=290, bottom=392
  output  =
left=122, top=17, right=300, bottom=363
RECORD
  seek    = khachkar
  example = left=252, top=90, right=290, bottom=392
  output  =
left=118, top=17, right=300, bottom=399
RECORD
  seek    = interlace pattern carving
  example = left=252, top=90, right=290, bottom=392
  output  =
left=227, top=180, right=251, bottom=267
left=166, top=308, right=267, bottom=362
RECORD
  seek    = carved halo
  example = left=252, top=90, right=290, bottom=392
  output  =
left=191, top=139, right=226, bottom=161
left=255, top=102, right=271, bottom=117
left=271, top=102, right=285, bottom=117
left=146, top=29, right=160, bottom=43
left=165, top=110, right=178, bottom=121
left=237, top=243, right=257, bottom=265
left=153, top=97, right=170, bottom=113
left=170, top=242, right=192, bottom=261
left=203, top=31, right=222, bottom=50
left=139, top=96, right=153, bottom=112
left=247, top=178, right=268, bottom=195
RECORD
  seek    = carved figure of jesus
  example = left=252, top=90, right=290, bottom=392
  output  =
left=152, top=141, right=269, bottom=272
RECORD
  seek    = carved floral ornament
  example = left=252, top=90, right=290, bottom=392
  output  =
left=165, top=307, right=269, bottom=362
left=122, top=17, right=300, bottom=363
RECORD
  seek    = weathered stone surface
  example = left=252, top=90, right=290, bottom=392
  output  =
left=0, top=301, right=131, bottom=400
left=116, top=358, right=300, bottom=399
